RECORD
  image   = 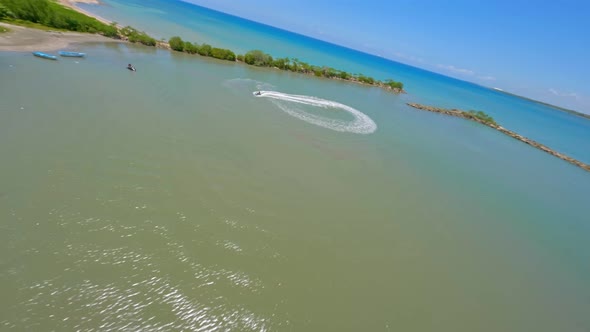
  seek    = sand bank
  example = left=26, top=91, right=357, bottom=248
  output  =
left=0, top=23, right=120, bottom=52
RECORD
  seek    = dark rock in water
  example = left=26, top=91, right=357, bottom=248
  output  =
left=406, top=103, right=590, bottom=173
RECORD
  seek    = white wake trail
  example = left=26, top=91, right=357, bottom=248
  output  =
left=254, top=90, right=377, bottom=134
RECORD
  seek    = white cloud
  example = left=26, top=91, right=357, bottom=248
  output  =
left=478, top=75, right=496, bottom=81
left=549, top=88, right=578, bottom=99
left=437, top=64, right=474, bottom=75
left=393, top=52, right=424, bottom=63
left=436, top=64, right=497, bottom=83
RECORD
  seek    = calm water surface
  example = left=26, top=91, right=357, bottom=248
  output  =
left=1, top=4, right=590, bottom=331
left=81, top=0, right=590, bottom=163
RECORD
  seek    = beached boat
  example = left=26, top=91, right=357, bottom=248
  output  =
left=32, top=52, right=58, bottom=60
left=58, top=51, right=86, bottom=58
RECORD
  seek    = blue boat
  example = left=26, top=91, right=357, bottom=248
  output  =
left=32, top=52, right=58, bottom=60
left=58, top=51, right=86, bottom=58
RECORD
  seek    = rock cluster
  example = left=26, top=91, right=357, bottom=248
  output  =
left=407, top=103, right=590, bottom=173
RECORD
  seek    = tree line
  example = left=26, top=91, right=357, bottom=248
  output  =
left=0, top=0, right=155, bottom=46
left=0, top=0, right=118, bottom=37
left=238, top=49, right=403, bottom=90
left=167, top=37, right=404, bottom=91
left=168, top=36, right=235, bottom=61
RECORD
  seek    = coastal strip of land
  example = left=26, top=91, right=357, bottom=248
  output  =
left=57, top=0, right=113, bottom=26
left=491, top=88, right=590, bottom=121
left=0, top=0, right=405, bottom=93
left=0, top=22, right=118, bottom=51
left=407, top=103, right=590, bottom=173
left=3, top=0, right=585, bottom=174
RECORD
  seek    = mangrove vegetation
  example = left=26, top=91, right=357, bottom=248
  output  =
left=168, top=36, right=236, bottom=61
left=119, top=25, right=156, bottom=46
left=166, top=36, right=404, bottom=92
left=0, top=0, right=118, bottom=37
left=465, top=110, right=497, bottom=126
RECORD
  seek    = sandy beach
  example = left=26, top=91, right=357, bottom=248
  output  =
left=0, top=22, right=120, bottom=52
left=58, top=0, right=113, bottom=26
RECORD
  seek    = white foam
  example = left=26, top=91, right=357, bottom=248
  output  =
left=254, top=90, right=377, bottom=134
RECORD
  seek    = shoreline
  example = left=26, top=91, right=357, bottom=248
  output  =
left=407, top=103, right=590, bottom=173
left=57, top=0, right=114, bottom=26
left=0, top=1, right=584, bottom=175
left=490, top=88, right=590, bottom=121
left=0, top=22, right=121, bottom=52
left=1, top=1, right=406, bottom=93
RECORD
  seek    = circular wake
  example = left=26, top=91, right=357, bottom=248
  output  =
left=254, top=90, right=377, bottom=134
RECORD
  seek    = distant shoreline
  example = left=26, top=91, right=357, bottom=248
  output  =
left=489, top=87, right=590, bottom=120
left=57, top=0, right=114, bottom=26
left=2, top=0, right=405, bottom=93
left=60, top=1, right=588, bottom=116
left=407, top=103, right=590, bottom=173
left=1, top=0, right=587, bottom=173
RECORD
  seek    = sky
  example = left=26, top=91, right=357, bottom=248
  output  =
left=184, top=0, right=590, bottom=113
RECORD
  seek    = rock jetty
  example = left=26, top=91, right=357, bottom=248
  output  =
left=407, top=103, right=590, bottom=173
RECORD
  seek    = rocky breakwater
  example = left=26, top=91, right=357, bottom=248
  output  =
left=407, top=103, right=590, bottom=173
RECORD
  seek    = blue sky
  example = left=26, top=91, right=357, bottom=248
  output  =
left=184, top=0, right=590, bottom=113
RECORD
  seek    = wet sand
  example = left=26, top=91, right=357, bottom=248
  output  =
left=0, top=23, right=121, bottom=52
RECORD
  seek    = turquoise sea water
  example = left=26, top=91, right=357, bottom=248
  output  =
left=81, top=0, right=590, bottom=163
left=1, top=1, right=590, bottom=331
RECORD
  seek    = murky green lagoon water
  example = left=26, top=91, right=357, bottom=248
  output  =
left=1, top=44, right=589, bottom=331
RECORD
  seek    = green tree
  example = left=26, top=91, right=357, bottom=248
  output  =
left=101, top=24, right=118, bottom=38
left=272, top=57, right=290, bottom=70
left=198, top=43, right=211, bottom=56
left=357, top=74, right=375, bottom=84
left=466, top=110, right=497, bottom=125
left=338, top=71, right=350, bottom=80
left=9, top=0, right=50, bottom=23
left=299, top=61, right=312, bottom=73
left=210, top=47, right=235, bottom=61
left=168, top=36, right=184, bottom=51
left=325, top=67, right=337, bottom=78
left=0, top=3, right=14, bottom=19
left=121, top=26, right=156, bottom=46
left=244, top=50, right=273, bottom=66
left=312, top=66, right=323, bottom=77
left=222, top=49, right=236, bottom=61
left=385, top=79, right=403, bottom=90
left=183, top=41, right=199, bottom=54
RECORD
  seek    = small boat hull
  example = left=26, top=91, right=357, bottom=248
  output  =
left=32, top=51, right=57, bottom=60
left=58, top=51, right=86, bottom=57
